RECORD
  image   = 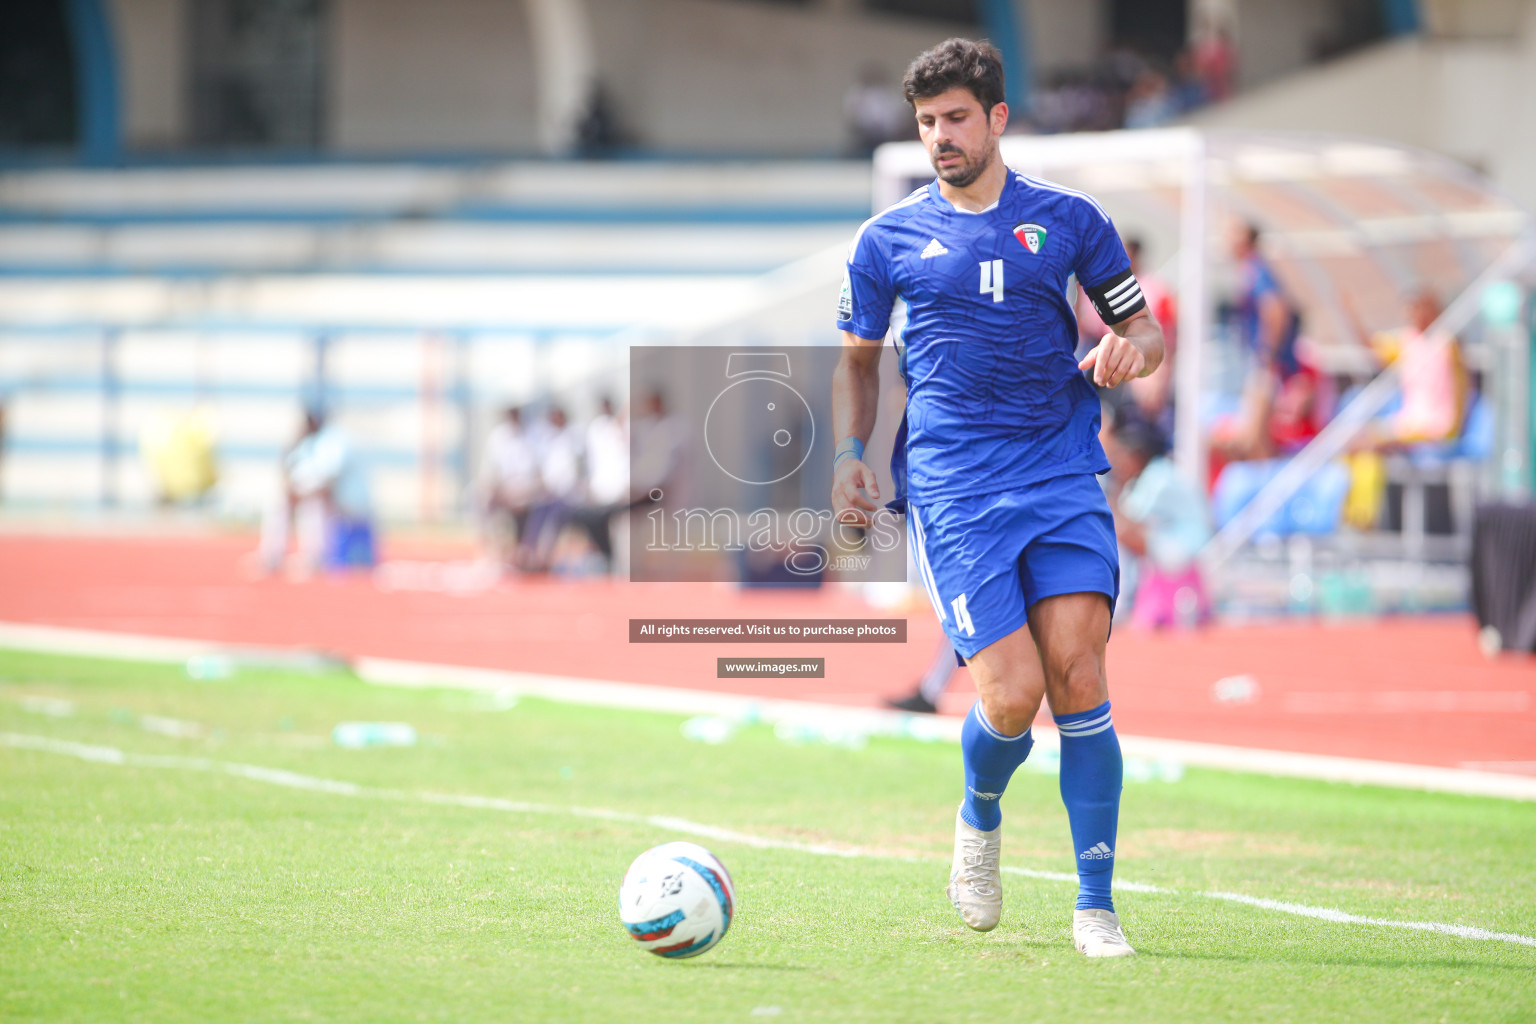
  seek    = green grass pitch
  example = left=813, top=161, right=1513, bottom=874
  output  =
left=2, top=649, right=1533, bottom=1023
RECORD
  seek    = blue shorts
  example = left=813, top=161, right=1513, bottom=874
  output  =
left=908, top=474, right=1119, bottom=660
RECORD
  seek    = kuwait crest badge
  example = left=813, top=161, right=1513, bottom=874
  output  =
left=1013, top=222, right=1047, bottom=254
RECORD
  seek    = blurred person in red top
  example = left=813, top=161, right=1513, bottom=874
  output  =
left=1193, top=17, right=1236, bottom=102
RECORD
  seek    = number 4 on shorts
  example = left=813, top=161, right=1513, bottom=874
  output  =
left=951, top=593, right=976, bottom=636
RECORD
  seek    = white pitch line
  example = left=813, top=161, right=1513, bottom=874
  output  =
left=3, top=619, right=1534, bottom=801
left=1204, top=892, right=1536, bottom=948
left=4, top=731, right=1533, bottom=950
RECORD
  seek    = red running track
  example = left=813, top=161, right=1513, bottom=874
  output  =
left=1, top=530, right=1531, bottom=773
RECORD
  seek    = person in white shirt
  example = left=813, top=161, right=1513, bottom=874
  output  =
left=477, top=405, right=541, bottom=572
left=628, top=389, right=687, bottom=504
left=522, top=405, right=584, bottom=572
left=574, top=397, right=629, bottom=571
left=257, top=407, right=373, bottom=576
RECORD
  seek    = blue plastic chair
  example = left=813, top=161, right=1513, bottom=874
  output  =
left=324, top=517, right=377, bottom=570
left=1212, top=458, right=1350, bottom=537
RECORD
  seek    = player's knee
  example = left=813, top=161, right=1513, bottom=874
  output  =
left=1048, top=651, right=1106, bottom=710
left=981, top=690, right=1039, bottom=737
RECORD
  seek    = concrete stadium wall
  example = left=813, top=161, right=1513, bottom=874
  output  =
left=1028, top=0, right=1106, bottom=77
left=584, top=0, right=968, bottom=155
left=113, top=0, right=1520, bottom=159
left=330, top=0, right=542, bottom=152
left=109, top=0, right=188, bottom=149
left=1230, top=0, right=1348, bottom=88
left=103, top=0, right=980, bottom=155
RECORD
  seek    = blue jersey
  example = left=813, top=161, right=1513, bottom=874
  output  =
left=837, top=170, right=1143, bottom=506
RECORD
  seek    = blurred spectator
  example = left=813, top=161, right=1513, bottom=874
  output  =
left=477, top=405, right=540, bottom=572
left=1211, top=222, right=1323, bottom=465
left=844, top=66, right=910, bottom=156
left=572, top=396, right=630, bottom=571
left=1193, top=18, right=1237, bottom=102
left=1170, top=49, right=1208, bottom=113
left=1031, top=70, right=1118, bottom=134
left=1346, top=288, right=1468, bottom=448
left=576, top=81, right=626, bottom=158
left=257, top=408, right=374, bottom=577
left=1339, top=288, right=1469, bottom=530
left=629, top=389, right=688, bottom=504
left=1018, top=37, right=1228, bottom=137
left=1123, top=69, right=1176, bottom=129
left=1103, top=410, right=1211, bottom=629
left=522, top=405, right=585, bottom=572
left=624, top=389, right=690, bottom=580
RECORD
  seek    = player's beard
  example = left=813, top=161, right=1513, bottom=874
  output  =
left=930, top=141, right=993, bottom=188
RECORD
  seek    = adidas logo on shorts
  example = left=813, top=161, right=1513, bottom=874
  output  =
left=1079, top=842, right=1114, bottom=860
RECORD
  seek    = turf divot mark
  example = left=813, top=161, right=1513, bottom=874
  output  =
left=5, top=730, right=1534, bottom=950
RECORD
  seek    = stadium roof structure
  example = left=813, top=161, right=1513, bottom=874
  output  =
left=874, top=128, right=1536, bottom=561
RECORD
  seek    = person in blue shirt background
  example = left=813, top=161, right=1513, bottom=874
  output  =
left=830, top=38, right=1165, bottom=959
left=1211, top=221, right=1323, bottom=463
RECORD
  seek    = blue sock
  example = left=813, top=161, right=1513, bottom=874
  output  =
left=959, top=702, right=1034, bottom=832
left=1055, top=700, right=1123, bottom=912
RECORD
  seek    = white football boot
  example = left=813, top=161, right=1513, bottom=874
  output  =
left=1072, top=908, right=1136, bottom=957
left=945, top=806, right=1003, bottom=931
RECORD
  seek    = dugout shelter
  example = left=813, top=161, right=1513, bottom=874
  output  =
left=873, top=128, right=1536, bottom=571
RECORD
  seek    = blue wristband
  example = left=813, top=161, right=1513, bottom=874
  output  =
left=834, top=437, right=865, bottom=468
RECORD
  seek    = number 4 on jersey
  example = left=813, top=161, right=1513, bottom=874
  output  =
left=979, top=259, right=1004, bottom=303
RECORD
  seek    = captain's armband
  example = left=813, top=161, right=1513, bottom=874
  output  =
left=1084, top=268, right=1147, bottom=325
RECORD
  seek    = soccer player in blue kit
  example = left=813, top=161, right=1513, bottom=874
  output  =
left=831, top=39, right=1165, bottom=958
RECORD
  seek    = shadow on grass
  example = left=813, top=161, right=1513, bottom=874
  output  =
left=682, top=962, right=813, bottom=972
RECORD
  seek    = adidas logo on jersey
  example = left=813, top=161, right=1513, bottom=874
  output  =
left=1079, top=842, right=1114, bottom=860
left=920, top=238, right=949, bottom=259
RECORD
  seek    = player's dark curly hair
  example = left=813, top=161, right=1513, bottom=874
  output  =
left=901, top=38, right=1006, bottom=112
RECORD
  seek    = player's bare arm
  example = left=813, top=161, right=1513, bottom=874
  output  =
left=1078, top=307, right=1165, bottom=388
left=830, top=333, right=883, bottom=526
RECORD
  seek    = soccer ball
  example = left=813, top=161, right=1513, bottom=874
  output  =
left=619, top=841, right=735, bottom=958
